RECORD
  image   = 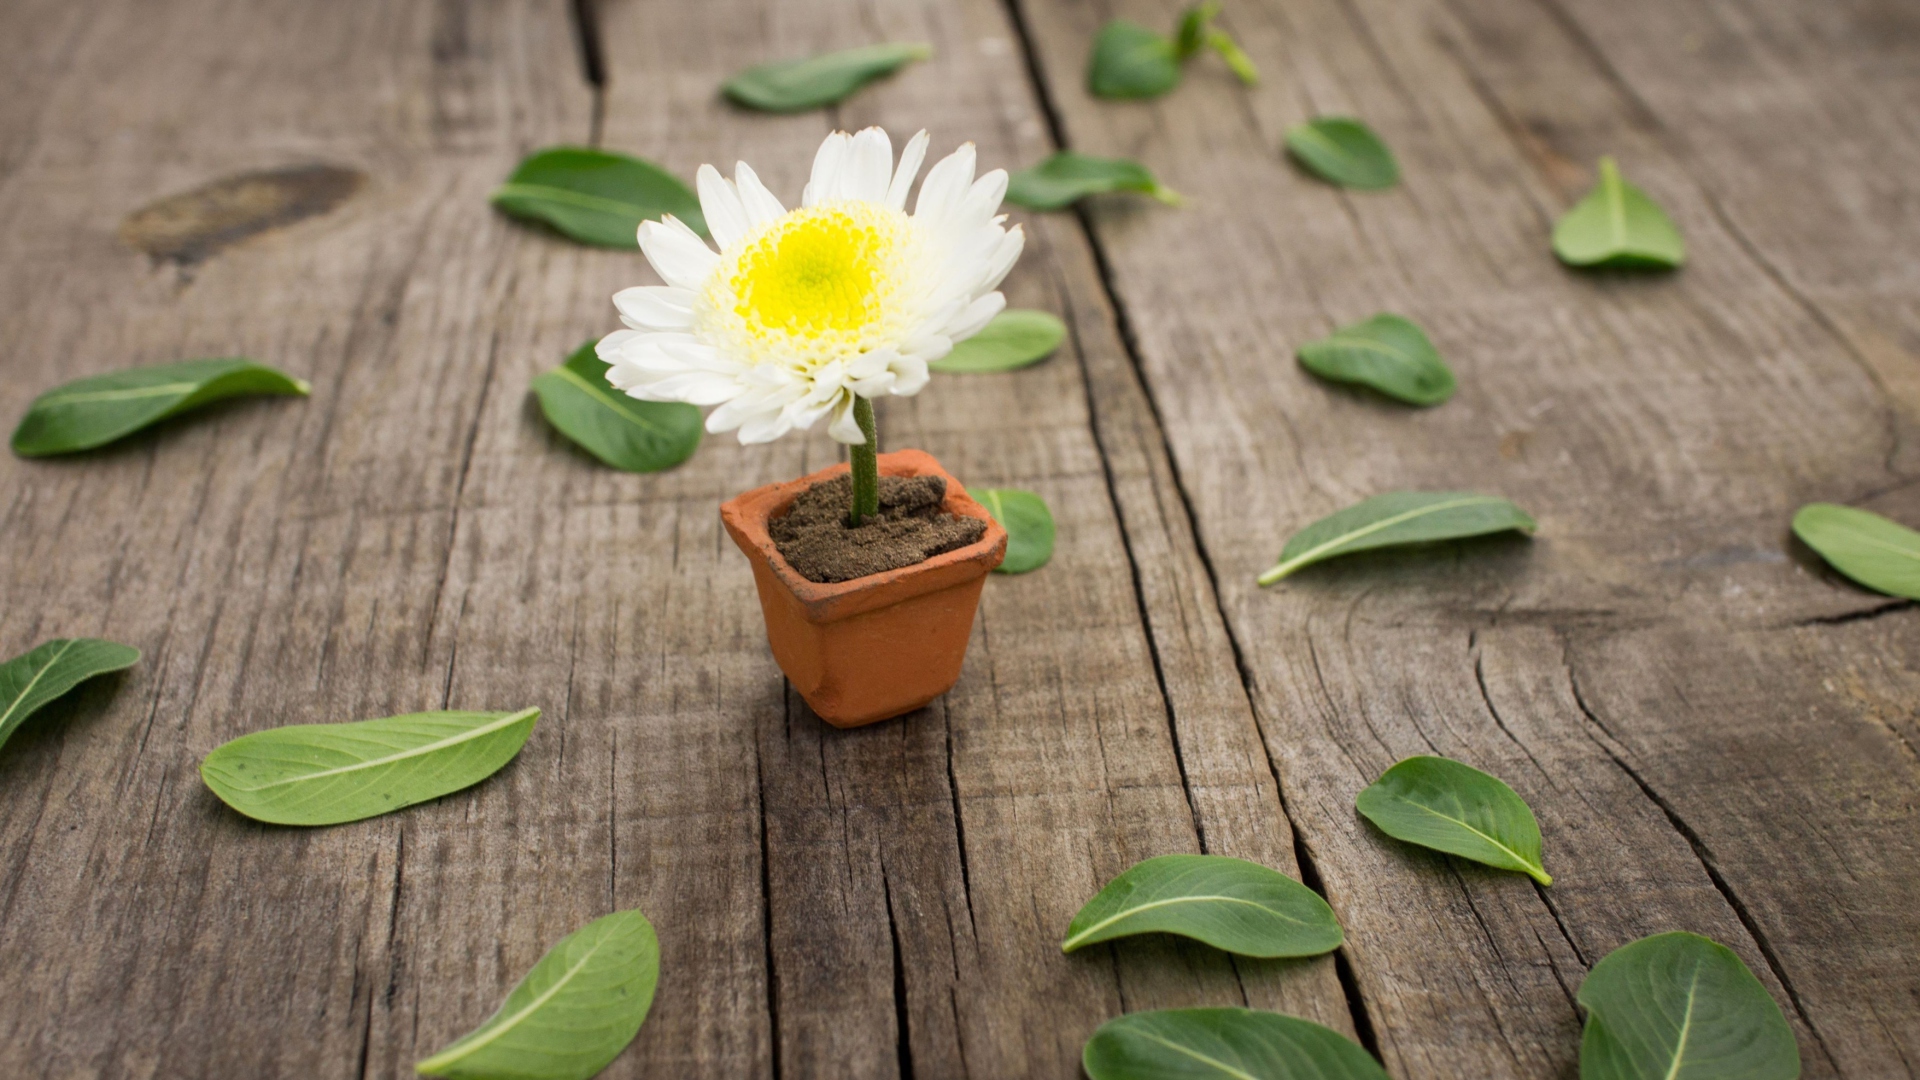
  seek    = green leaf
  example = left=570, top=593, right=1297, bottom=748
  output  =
left=1084, top=1008, right=1389, bottom=1080
left=1062, top=854, right=1343, bottom=958
left=1553, top=156, right=1685, bottom=269
left=1005, top=152, right=1181, bottom=212
left=1356, top=755, right=1553, bottom=884
left=534, top=341, right=702, bottom=472
left=0, top=639, right=140, bottom=755
left=12, top=359, right=309, bottom=457
left=1578, top=932, right=1800, bottom=1080
left=200, top=708, right=540, bottom=826
left=977, top=488, right=1055, bottom=574
left=929, top=310, right=1066, bottom=374
left=492, top=146, right=705, bottom=247
left=1258, top=491, right=1536, bottom=585
left=416, top=908, right=660, bottom=1080
left=1088, top=20, right=1182, bottom=99
left=1285, top=117, right=1400, bottom=190
left=1297, top=313, right=1456, bottom=406
left=722, top=43, right=931, bottom=112
left=1791, top=503, right=1920, bottom=600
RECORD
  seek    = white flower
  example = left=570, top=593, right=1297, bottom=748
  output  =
left=596, top=128, right=1024, bottom=445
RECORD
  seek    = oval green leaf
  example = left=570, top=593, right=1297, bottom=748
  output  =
left=1005, top=152, right=1181, bottom=212
left=1298, top=313, right=1455, bottom=406
left=12, top=359, right=309, bottom=457
left=977, top=488, right=1055, bottom=574
left=1062, top=854, right=1343, bottom=958
left=1285, top=117, right=1400, bottom=190
left=1259, top=491, right=1536, bottom=585
left=1088, top=20, right=1181, bottom=99
left=492, top=146, right=705, bottom=247
left=417, top=908, right=660, bottom=1080
left=723, top=42, right=931, bottom=112
left=534, top=341, right=702, bottom=472
left=1553, top=156, right=1685, bottom=269
left=1578, top=932, right=1800, bottom=1080
left=1791, top=503, right=1920, bottom=600
left=0, top=639, right=140, bottom=755
left=1084, top=1008, right=1389, bottom=1080
left=1356, top=755, right=1552, bottom=884
left=200, top=708, right=540, bottom=826
left=930, top=310, right=1067, bottom=374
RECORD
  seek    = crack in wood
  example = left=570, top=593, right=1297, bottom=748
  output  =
left=1563, top=653, right=1839, bottom=1072
left=758, top=699, right=784, bottom=1080
left=568, top=0, right=605, bottom=145
left=1791, top=599, right=1914, bottom=628
left=884, top=873, right=915, bottom=1080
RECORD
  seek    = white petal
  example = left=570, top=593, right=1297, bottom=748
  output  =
left=903, top=332, right=954, bottom=363
left=843, top=127, right=894, bottom=203
left=980, top=225, right=1025, bottom=292
left=638, top=218, right=718, bottom=290
left=697, top=164, right=750, bottom=249
left=914, top=142, right=977, bottom=223
left=959, top=168, right=1009, bottom=223
left=612, top=286, right=696, bottom=330
left=887, top=355, right=930, bottom=397
left=733, top=162, right=786, bottom=227
left=804, top=131, right=851, bottom=207
left=828, top=395, right=865, bottom=444
left=886, top=130, right=930, bottom=210
left=735, top=408, right=795, bottom=444
left=596, top=328, right=644, bottom=361
left=947, top=292, right=1006, bottom=342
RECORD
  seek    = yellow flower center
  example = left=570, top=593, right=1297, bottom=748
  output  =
left=702, top=201, right=921, bottom=371
left=730, top=204, right=885, bottom=335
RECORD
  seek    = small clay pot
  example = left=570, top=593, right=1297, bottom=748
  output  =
left=720, top=449, right=1007, bottom=728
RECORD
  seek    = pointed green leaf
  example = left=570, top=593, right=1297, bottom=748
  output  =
left=1088, top=21, right=1182, bottom=99
left=1084, top=1008, right=1389, bottom=1080
left=1578, top=932, right=1800, bottom=1080
left=1356, top=755, right=1552, bottom=884
left=534, top=341, right=702, bottom=472
left=1259, top=491, right=1535, bottom=585
left=1553, top=156, right=1685, bottom=269
left=492, top=147, right=705, bottom=246
left=977, top=488, right=1055, bottom=574
left=1174, top=3, right=1217, bottom=57
left=1062, top=854, right=1342, bottom=958
left=723, top=43, right=931, bottom=112
left=417, top=909, right=660, bottom=1080
left=12, top=359, right=308, bottom=457
left=200, top=708, right=540, bottom=826
left=1297, top=313, right=1455, bottom=406
left=1285, top=117, right=1400, bottom=190
left=1791, top=503, right=1920, bottom=600
left=929, top=310, right=1066, bottom=374
left=0, top=639, right=140, bottom=755
left=1005, top=152, right=1181, bottom=212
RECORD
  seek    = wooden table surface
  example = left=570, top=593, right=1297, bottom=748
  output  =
left=2, top=0, right=1916, bottom=1076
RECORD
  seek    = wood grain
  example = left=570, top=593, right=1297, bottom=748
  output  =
left=1012, top=0, right=1920, bottom=1075
left=1, top=0, right=1915, bottom=1075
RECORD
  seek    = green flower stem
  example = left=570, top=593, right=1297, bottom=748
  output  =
left=848, top=396, right=879, bottom=526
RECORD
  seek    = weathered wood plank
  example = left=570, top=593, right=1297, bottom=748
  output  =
left=0, top=2, right=762, bottom=1078
left=1011, top=0, right=1920, bottom=1075
left=591, top=0, right=1349, bottom=1074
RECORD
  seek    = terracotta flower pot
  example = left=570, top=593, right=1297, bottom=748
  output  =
left=720, top=449, right=1007, bottom=728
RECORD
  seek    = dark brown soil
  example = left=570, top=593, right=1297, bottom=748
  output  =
left=770, top=474, right=987, bottom=584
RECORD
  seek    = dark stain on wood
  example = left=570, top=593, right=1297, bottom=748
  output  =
left=119, top=164, right=364, bottom=264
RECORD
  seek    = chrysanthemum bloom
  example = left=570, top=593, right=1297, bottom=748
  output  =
left=597, top=127, right=1023, bottom=522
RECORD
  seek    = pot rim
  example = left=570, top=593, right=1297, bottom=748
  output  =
left=719, top=448, right=1008, bottom=622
